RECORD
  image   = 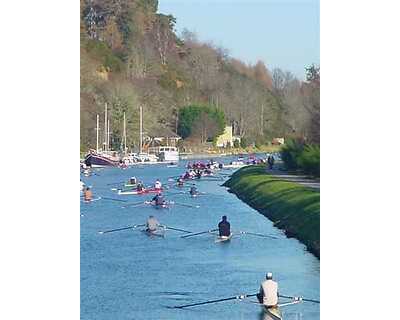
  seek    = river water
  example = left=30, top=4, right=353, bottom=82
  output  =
left=81, top=157, right=320, bottom=320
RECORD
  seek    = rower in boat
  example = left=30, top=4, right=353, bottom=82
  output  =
left=177, top=177, right=185, bottom=187
left=83, top=187, right=93, bottom=202
left=183, top=171, right=191, bottom=180
left=195, top=170, right=202, bottom=179
left=145, top=215, right=160, bottom=232
left=129, top=176, right=137, bottom=185
left=218, top=216, right=231, bottom=238
left=189, top=186, right=199, bottom=197
left=154, top=179, right=162, bottom=190
left=136, top=181, right=145, bottom=192
left=257, top=272, right=279, bottom=318
left=151, top=192, right=167, bottom=207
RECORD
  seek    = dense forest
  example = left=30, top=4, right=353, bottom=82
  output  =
left=80, top=0, right=320, bottom=152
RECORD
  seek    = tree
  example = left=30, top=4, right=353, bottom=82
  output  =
left=303, top=64, right=320, bottom=144
left=177, top=105, right=225, bottom=141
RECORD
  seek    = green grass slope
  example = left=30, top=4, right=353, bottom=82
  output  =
left=223, top=165, right=320, bottom=257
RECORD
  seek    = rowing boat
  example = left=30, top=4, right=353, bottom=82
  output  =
left=81, top=196, right=102, bottom=203
left=124, top=183, right=138, bottom=188
left=142, top=227, right=166, bottom=237
left=215, top=233, right=233, bottom=243
left=144, top=200, right=173, bottom=209
left=118, top=188, right=163, bottom=195
left=261, top=299, right=302, bottom=320
left=263, top=306, right=282, bottom=320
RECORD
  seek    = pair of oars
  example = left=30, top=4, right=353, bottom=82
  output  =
left=121, top=201, right=200, bottom=209
left=98, top=224, right=192, bottom=235
left=171, top=292, right=319, bottom=309
left=181, top=229, right=277, bottom=239
left=147, top=201, right=200, bottom=209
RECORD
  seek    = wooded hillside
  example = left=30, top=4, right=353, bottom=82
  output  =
left=80, top=0, right=319, bottom=151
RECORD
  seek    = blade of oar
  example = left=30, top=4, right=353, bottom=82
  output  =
left=240, top=231, right=278, bottom=239
left=174, top=202, right=200, bottom=209
left=98, top=224, right=145, bottom=234
left=162, top=225, right=193, bottom=233
left=173, top=293, right=258, bottom=309
left=101, top=196, right=128, bottom=203
left=279, top=294, right=320, bottom=304
left=181, top=228, right=218, bottom=238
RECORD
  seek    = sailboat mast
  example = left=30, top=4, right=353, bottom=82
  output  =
left=107, top=119, right=110, bottom=151
left=96, top=114, right=99, bottom=152
left=104, top=103, right=108, bottom=151
left=139, top=105, right=143, bottom=154
left=123, top=112, right=127, bottom=154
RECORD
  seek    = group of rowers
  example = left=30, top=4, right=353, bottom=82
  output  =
left=176, top=168, right=213, bottom=184
left=149, top=185, right=200, bottom=207
left=186, top=160, right=220, bottom=170
left=146, top=214, right=280, bottom=309
left=145, top=215, right=231, bottom=237
left=126, top=177, right=163, bottom=192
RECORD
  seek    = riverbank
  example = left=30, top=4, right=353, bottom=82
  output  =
left=223, top=165, right=320, bottom=257
left=180, top=145, right=281, bottom=160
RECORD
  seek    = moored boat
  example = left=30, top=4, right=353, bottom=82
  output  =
left=84, top=151, right=120, bottom=167
left=156, top=146, right=179, bottom=162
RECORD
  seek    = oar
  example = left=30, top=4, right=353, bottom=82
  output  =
left=279, top=294, right=320, bottom=304
left=239, top=231, right=278, bottom=239
left=172, top=293, right=258, bottom=309
left=165, top=191, right=185, bottom=196
left=122, top=201, right=146, bottom=208
left=101, top=196, right=128, bottom=203
left=107, top=181, right=125, bottom=186
left=181, top=228, right=218, bottom=238
left=174, top=202, right=200, bottom=209
left=98, top=224, right=145, bottom=234
left=161, top=225, right=193, bottom=233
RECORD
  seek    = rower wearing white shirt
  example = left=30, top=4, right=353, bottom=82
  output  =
left=154, top=179, right=162, bottom=189
left=145, top=215, right=160, bottom=232
left=257, top=272, right=279, bottom=307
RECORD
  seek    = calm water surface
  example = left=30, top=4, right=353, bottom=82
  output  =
left=81, top=157, right=320, bottom=320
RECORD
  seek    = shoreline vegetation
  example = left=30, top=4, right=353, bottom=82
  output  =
left=223, top=165, right=320, bottom=258
left=80, top=2, right=320, bottom=153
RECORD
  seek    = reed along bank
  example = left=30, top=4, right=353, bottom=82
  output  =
left=223, top=165, right=320, bottom=258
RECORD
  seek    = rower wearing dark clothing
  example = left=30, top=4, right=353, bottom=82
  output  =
left=137, top=181, right=145, bottom=192
left=152, top=193, right=165, bottom=206
left=218, top=216, right=231, bottom=237
left=195, top=170, right=202, bottom=179
left=189, top=186, right=198, bottom=196
left=267, top=155, right=275, bottom=170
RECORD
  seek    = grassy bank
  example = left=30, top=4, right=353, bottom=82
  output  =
left=223, top=165, right=320, bottom=257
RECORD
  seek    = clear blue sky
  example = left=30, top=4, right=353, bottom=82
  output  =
left=158, top=0, right=319, bottom=80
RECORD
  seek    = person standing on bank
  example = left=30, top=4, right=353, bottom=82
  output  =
left=267, top=155, right=275, bottom=170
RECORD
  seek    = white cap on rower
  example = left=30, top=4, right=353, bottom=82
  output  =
left=267, top=272, right=273, bottom=279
